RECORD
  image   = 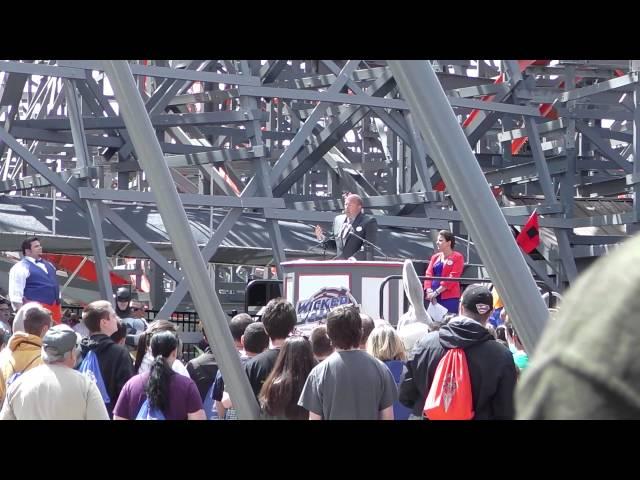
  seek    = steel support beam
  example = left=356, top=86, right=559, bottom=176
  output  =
left=155, top=208, right=243, bottom=317
left=64, top=79, right=114, bottom=301
left=0, top=128, right=84, bottom=206
left=0, top=60, right=85, bottom=79
left=261, top=208, right=450, bottom=229
left=559, top=72, right=639, bottom=102
left=522, top=115, right=558, bottom=202
left=117, top=60, right=207, bottom=161
left=14, top=111, right=267, bottom=131
left=271, top=61, right=360, bottom=182
left=631, top=62, right=640, bottom=231
left=576, top=122, right=632, bottom=174
left=554, top=229, right=579, bottom=284
left=273, top=71, right=397, bottom=196
left=58, top=60, right=261, bottom=86
left=556, top=67, right=580, bottom=286
left=389, top=60, right=549, bottom=353
left=78, top=187, right=285, bottom=208
left=238, top=59, right=286, bottom=277
left=522, top=254, right=556, bottom=291
left=98, top=205, right=182, bottom=280
left=463, top=83, right=513, bottom=147
left=322, top=60, right=412, bottom=144
left=158, top=69, right=387, bottom=316
left=233, top=84, right=542, bottom=116
left=102, top=60, right=259, bottom=420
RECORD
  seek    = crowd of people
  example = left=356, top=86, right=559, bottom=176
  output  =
left=1, top=228, right=638, bottom=420
left=0, top=283, right=533, bottom=420
left=0, top=234, right=541, bottom=421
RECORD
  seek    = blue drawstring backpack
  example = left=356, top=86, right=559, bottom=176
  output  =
left=135, top=398, right=166, bottom=420
left=78, top=350, right=111, bottom=404
left=203, top=382, right=218, bottom=420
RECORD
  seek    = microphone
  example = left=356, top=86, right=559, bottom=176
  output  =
left=345, top=224, right=389, bottom=260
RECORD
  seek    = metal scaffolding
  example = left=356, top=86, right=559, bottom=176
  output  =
left=1, top=59, right=637, bottom=341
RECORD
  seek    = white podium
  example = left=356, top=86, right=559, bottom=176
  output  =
left=281, top=259, right=405, bottom=326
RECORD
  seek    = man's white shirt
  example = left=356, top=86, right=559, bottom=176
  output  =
left=8, top=257, right=49, bottom=308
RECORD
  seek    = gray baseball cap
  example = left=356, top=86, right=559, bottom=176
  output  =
left=42, top=324, right=79, bottom=356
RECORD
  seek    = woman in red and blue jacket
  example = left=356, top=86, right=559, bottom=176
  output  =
left=423, top=230, right=465, bottom=314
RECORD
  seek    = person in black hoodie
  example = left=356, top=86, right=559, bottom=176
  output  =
left=186, top=329, right=218, bottom=402
left=80, top=300, right=134, bottom=417
left=399, top=284, right=517, bottom=420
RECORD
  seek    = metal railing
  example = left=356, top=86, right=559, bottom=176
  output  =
left=378, top=275, right=490, bottom=319
left=61, top=306, right=202, bottom=361
left=378, top=276, right=556, bottom=319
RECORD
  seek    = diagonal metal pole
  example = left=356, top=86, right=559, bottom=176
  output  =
left=102, top=60, right=259, bottom=420
left=64, top=79, right=114, bottom=302
left=632, top=60, right=640, bottom=233
left=389, top=60, right=549, bottom=353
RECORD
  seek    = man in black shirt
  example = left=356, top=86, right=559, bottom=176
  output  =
left=186, top=330, right=218, bottom=402
left=215, top=322, right=269, bottom=419
left=209, top=313, right=254, bottom=417
left=244, top=298, right=297, bottom=398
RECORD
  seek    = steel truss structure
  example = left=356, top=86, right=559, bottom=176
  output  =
left=0, top=60, right=637, bottom=310
left=3, top=59, right=637, bottom=418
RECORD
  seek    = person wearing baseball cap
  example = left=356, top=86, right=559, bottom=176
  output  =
left=460, top=284, right=495, bottom=316
left=399, top=284, right=518, bottom=420
left=0, top=324, right=109, bottom=420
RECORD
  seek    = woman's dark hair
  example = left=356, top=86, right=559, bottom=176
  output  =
left=259, top=336, right=315, bottom=420
left=134, top=319, right=178, bottom=373
left=439, top=230, right=455, bottom=249
left=145, top=330, right=179, bottom=411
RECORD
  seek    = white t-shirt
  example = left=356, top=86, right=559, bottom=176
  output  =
left=0, top=363, right=109, bottom=420
left=139, top=351, right=191, bottom=378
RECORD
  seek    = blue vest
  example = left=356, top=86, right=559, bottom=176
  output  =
left=22, top=259, right=59, bottom=305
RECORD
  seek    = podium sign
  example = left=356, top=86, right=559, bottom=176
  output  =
left=282, top=260, right=405, bottom=326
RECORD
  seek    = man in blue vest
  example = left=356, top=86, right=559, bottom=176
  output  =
left=8, top=237, right=62, bottom=323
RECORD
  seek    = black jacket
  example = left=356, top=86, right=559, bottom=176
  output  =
left=326, top=212, right=378, bottom=260
left=399, top=317, right=517, bottom=419
left=80, top=334, right=134, bottom=416
left=186, top=347, right=218, bottom=401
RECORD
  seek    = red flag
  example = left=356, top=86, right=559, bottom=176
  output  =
left=516, top=211, right=540, bottom=253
